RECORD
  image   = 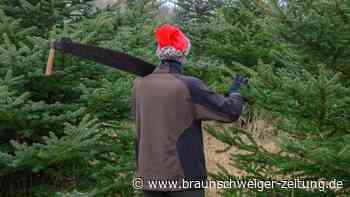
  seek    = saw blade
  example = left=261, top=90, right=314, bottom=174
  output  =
left=54, top=38, right=157, bottom=77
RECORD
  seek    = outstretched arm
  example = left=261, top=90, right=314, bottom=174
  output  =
left=184, top=76, right=247, bottom=122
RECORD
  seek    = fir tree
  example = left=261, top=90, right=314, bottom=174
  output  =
left=207, top=0, right=350, bottom=196
left=175, top=0, right=223, bottom=21
left=0, top=0, right=95, bottom=36
left=0, top=1, right=159, bottom=196
left=255, top=0, right=350, bottom=79
left=174, top=0, right=224, bottom=61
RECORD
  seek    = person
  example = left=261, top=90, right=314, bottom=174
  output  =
left=132, top=24, right=247, bottom=197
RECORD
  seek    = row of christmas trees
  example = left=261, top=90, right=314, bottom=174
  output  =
left=0, top=0, right=349, bottom=196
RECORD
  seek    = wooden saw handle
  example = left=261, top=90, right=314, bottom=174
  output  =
left=45, top=47, right=56, bottom=76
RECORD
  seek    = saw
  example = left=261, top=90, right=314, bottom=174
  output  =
left=45, top=38, right=157, bottom=77
left=44, top=38, right=252, bottom=127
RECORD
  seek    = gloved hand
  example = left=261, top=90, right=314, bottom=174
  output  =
left=229, top=75, right=248, bottom=95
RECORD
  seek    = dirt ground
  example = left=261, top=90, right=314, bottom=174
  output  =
left=203, top=119, right=278, bottom=197
left=203, top=130, right=237, bottom=197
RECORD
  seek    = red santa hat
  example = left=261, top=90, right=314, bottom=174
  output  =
left=154, top=24, right=191, bottom=61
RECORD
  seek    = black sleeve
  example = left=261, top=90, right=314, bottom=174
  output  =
left=184, top=77, right=244, bottom=122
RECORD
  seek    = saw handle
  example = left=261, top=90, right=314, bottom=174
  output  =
left=45, top=47, right=56, bottom=76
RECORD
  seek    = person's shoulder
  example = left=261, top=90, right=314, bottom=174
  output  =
left=174, top=74, right=202, bottom=84
left=132, top=77, right=143, bottom=86
left=173, top=74, right=206, bottom=90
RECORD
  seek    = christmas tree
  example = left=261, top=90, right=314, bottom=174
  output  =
left=0, top=1, right=160, bottom=196
left=0, top=0, right=95, bottom=36
left=204, top=0, right=350, bottom=196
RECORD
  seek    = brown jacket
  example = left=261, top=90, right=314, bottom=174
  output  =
left=132, top=61, right=244, bottom=191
